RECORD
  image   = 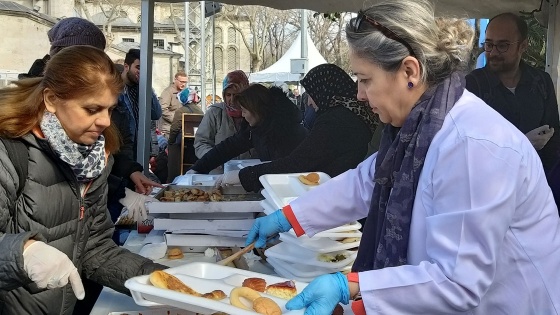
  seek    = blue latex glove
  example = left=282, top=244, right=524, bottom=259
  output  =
left=286, top=272, right=350, bottom=315
left=245, top=210, right=292, bottom=248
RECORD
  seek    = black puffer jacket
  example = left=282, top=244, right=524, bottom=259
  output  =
left=0, top=134, right=164, bottom=315
left=191, top=87, right=308, bottom=174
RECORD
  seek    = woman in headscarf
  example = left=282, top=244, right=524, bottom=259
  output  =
left=245, top=0, right=560, bottom=314
left=188, top=84, right=308, bottom=176
left=193, top=70, right=254, bottom=160
left=214, top=64, right=379, bottom=192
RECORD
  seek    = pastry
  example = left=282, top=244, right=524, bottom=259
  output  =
left=201, top=289, right=227, bottom=300
left=298, top=172, right=320, bottom=186
left=340, top=237, right=360, bottom=244
left=253, top=297, right=282, bottom=315
left=242, top=277, right=267, bottom=292
left=265, top=280, right=297, bottom=299
left=149, top=270, right=200, bottom=296
left=149, top=270, right=227, bottom=300
left=167, top=248, right=184, bottom=260
left=230, top=287, right=262, bottom=311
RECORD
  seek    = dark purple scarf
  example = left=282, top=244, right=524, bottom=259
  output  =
left=352, top=72, right=466, bottom=271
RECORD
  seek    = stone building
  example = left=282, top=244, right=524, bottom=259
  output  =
left=0, top=0, right=251, bottom=98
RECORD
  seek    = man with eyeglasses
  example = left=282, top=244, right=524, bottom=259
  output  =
left=158, top=70, right=192, bottom=139
left=466, top=13, right=560, bottom=173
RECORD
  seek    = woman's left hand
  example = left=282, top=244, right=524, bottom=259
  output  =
left=286, top=272, right=350, bottom=315
left=130, top=171, right=163, bottom=195
left=214, top=170, right=241, bottom=188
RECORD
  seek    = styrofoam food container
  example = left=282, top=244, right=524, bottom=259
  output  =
left=125, top=262, right=308, bottom=314
left=279, top=232, right=360, bottom=253
left=258, top=172, right=331, bottom=209
left=265, top=241, right=357, bottom=269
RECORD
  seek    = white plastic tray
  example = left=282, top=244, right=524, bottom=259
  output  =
left=266, top=256, right=350, bottom=278
left=125, top=262, right=308, bottom=315
left=171, top=174, right=220, bottom=186
left=260, top=198, right=278, bottom=215
left=267, top=258, right=318, bottom=283
left=279, top=232, right=360, bottom=253
left=264, top=242, right=357, bottom=269
left=259, top=172, right=331, bottom=209
left=289, top=228, right=363, bottom=239
left=224, top=159, right=267, bottom=172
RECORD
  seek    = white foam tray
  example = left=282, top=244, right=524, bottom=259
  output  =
left=265, top=242, right=357, bottom=269
left=125, top=262, right=308, bottom=315
left=267, top=258, right=318, bottom=283
left=259, top=172, right=331, bottom=209
left=266, top=256, right=352, bottom=278
left=279, top=232, right=360, bottom=253
left=288, top=228, right=363, bottom=239
left=260, top=198, right=277, bottom=215
left=171, top=174, right=220, bottom=186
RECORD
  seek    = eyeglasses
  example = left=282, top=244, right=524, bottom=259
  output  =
left=175, top=78, right=188, bottom=84
left=482, top=41, right=519, bottom=54
left=351, top=11, right=416, bottom=57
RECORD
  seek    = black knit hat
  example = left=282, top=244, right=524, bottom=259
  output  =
left=48, top=17, right=106, bottom=56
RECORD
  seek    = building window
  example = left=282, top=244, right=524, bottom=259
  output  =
left=123, top=38, right=135, bottom=43
left=215, top=47, right=223, bottom=71
left=215, top=27, right=223, bottom=44
left=227, top=47, right=238, bottom=70
left=227, top=27, right=236, bottom=44
left=154, top=39, right=165, bottom=49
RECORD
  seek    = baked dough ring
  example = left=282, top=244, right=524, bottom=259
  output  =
left=230, top=287, right=262, bottom=311
left=253, top=297, right=282, bottom=315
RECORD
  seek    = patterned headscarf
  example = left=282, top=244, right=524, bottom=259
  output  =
left=300, top=63, right=379, bottom=133
left=222, top=70, right=249, bottom=118
left=40, top=112, right=106, bottom=182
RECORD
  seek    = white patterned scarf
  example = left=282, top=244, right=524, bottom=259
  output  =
left=40, top=111, right=106, bottom=182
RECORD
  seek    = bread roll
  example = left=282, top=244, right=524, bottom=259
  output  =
left=167, top=248, right=184, bottom=260
left=242, top=277, right=267, bottom=292
left=253, top=297, right=282, bottom=315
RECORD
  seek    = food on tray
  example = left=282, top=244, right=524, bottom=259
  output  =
left=167, top=248, right=184, bottom=260
left=230, top=287, right=281, bottom=315
left=265, top=280, right=297, bottom=299
left=201, top=289, right=228, bottom=300
left=253, top=297, right=282, bottom=315
left=339, top=237, right=360, bottom=244
left=318, top=253, right=347, bottom=263
left=298, top=172, right=320, bottom=186
left=159, top=187, right=224, bottom=202
left=149, top=270, right=226, bottom=300
left=230, top=287, right=262, bottom=311
left=150, top=270, right=200, bottom=295
left=242, top=277, right=267, bottom=292
left=332, top=303, right=344, bottom=315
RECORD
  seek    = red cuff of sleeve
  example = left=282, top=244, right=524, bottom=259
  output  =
left=351, top=300, right=366, bottom=315
left=282, top=205, right=305, bottom=236
left=346, top=272, right=359, bottom=283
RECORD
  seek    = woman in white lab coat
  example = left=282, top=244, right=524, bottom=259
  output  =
left=245, top=0, right=560, bottom=314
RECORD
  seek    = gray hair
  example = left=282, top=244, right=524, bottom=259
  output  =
left=346, top=0, right=474, bottom=85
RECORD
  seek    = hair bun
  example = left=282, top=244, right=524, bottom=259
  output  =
left=435, top=18, right=474, bottom=70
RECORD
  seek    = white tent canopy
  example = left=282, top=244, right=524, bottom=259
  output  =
left=249, top=32, right=327, bottom=83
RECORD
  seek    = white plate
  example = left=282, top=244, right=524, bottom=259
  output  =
left=259, top=173, right=331, bottom=209
left=264, top=242, right=357, bottom=269
left=125, top=262, right=308, bottom=314
left=279, top=232, right=360, bottom=253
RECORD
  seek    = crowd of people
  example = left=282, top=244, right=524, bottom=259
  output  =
left=1, top=0, right=559, bottom=314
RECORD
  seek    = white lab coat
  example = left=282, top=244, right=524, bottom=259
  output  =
left=289, top=90, right=560, bottom=314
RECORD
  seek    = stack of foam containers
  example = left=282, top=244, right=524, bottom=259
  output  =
left=258, top=173, right=362, bottom=282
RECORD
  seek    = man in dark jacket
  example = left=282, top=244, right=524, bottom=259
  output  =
left=466, top=13, right=560, bottom=173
